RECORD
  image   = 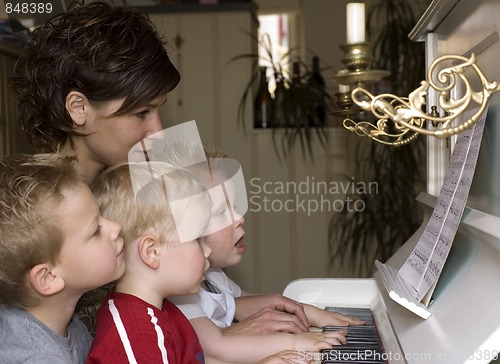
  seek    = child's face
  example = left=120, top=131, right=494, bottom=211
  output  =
left=77, top=94, right=167, bottom=168
left=202, top=190, right=246, bottom=269
left=160, top=238, right=212, bottom=297
left=54, top=182, right=125, bottom=293
left=160, top=193, right=212, bottom=296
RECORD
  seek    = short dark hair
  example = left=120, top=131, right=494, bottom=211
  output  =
left=10, top=1, right=180, bottom=152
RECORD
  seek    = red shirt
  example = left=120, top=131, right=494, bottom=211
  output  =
left=87, top=292, right=205, bottom=364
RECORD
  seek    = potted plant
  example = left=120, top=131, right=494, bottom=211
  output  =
left=231, top=33, right=334, bottom=161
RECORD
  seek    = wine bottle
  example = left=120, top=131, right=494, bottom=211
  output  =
left=308, top=56, right=326, bottom=126
left=273, top=72, right=286, bottom=127
left=291, top=61, right=301, bottom=86
left=254, top=66, right=274, bottom=128
left=290, top=61, right=305, bottom=126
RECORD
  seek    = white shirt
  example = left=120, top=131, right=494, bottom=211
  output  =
left=170, top=268, right=242, bottom=328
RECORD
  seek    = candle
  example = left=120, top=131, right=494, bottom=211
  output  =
left=339, top=84, right=351, bottom=93
left=346, top=3, right=365, bottom=44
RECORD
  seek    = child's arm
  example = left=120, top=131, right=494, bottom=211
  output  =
left=258, top=350, right=313, bottom=364
left=303, top=303, right=366, bottom=328
left=235, top=292, right=365, bottom=331
left=206, top=351, right=312, bottom=364
left=190, top=316, right=345, bottom=364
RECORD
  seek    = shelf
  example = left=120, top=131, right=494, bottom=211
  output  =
left=133, top=1, right=257, bottom=14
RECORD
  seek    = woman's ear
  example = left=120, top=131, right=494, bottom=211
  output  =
left=29, top=264, right=65, bottom=296
left=65, top=91, right=88, bottom=127
left=138, top=235, right=161, bottom=269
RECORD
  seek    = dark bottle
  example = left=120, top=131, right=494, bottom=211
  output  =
left=254, top=66, right=274, bottom=128
left=291, top=61, right=302, bottom=87
left=308, top=56, right=326, bottom=126
left=273, top=72, right=286, bottom=127
left=290, top=61, right=304, bottom=126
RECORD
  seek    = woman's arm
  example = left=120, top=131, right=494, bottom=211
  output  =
left=234, top=293, right=309, bottom=332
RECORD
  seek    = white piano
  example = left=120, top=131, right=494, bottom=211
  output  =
left=285, top=0, right=500, bottom=362
left=284, top=192, right=500, bottom=363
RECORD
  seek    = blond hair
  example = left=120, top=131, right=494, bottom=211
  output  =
left=91, top=161, right=210, bottom=252
left=0, top=154, right=80, bottom=308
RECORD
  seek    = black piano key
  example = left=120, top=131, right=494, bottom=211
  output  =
left=346, top=338, right=380, bottom=345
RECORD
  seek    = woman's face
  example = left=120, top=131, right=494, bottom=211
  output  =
left=74, top=94, right=168, bottom=175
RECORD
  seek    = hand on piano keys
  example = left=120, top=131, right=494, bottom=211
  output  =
left=320, top=307, right=387, bottom=364
left=304, top=304, right=367, bottom=328
left=294, top=329, right=347, bottom=352
left=233, top=294, right=367, bottom=335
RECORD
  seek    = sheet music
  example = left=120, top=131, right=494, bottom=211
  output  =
left=398, top=107, right=487, bottom=302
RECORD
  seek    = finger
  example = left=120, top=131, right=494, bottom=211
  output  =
left=290, top=359, right=311, bottom=364
left=346, top=316, right=367, bottom=325
left=274, top=298, right=309, bottom=328
left=329, top=312, right=366, bottom=326
left=258, top=310, right=309, bottom=333
left=271, top=351, right=311, bottom=364
left=325, top=331, right=347, bottom=345
left=314, top=339, right=340, bottom=351
left=315, top=331, right=349, bottom=349
left=228, top=311, right=308, bottom=335
left=264, top=318, right=308, bottom=334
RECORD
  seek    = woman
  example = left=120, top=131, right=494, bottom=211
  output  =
left=10, top=1, right=180, bottom=185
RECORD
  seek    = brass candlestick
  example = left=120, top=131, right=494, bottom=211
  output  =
left=333, top=42, right=389, bottom=118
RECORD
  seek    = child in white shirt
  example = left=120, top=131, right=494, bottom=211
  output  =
left=171, top=152, right=363, bottom=363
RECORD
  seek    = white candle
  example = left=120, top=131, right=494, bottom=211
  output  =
left=346, top=3, right=365, bottom=44
left=339, top=84, right=351, bottom=93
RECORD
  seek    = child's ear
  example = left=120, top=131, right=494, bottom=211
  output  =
left=29, top=264, right=65, bottom=296
left=65, top=91, right=88, bottom=127
left=138, top=235, right=161, bottom=269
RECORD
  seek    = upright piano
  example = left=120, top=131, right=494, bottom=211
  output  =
left=283, top=0, right=500, bottom=362
left=284, top=192, right=500, bottom=363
